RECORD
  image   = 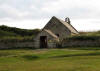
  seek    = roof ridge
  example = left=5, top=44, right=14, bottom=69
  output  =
left=54, top=17, right=79, bottom=34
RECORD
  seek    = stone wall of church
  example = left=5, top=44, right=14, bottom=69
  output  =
left=44, top=17, right=71, bottom=40
left=34, top=30, right=57, bottom=48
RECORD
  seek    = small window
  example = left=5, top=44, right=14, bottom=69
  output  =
left=56, top=34, right=59, bottom=37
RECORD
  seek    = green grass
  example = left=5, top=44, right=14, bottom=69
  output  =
left=0, top=30, right=17, bottom=37
left=0, top=48, right=100, bottom=71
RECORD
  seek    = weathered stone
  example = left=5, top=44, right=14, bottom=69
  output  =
left=34, top=16, right=78, bottom=48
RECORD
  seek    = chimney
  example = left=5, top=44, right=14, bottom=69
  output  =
left=65, top=17, right=70, bottom=24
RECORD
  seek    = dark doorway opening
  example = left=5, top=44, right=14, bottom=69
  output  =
left=40, top=36, right=47, bottom=48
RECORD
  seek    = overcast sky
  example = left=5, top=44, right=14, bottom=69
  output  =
left=0, top=0, right=100, bottom=31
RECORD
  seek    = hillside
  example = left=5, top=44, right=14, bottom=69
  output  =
left=0, top=30, right=17, bottom=36
left=0, top=25, right=100, bottom=42
left=0, top=25, right=100, bottom=37
left=79, top=31, right=100, bottom=36
left=0, top=25, right=40, bottom=37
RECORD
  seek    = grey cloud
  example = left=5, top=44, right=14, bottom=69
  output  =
left=0, top=0, right=100, bottom=21
left=0, top=0, right=58, bottom=20
left=57, top=7, right=92, bottom=19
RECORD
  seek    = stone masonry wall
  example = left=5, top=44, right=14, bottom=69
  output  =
left=62, top=40, right=100, bottom=47
left=0, top=42, right=34, bottom=49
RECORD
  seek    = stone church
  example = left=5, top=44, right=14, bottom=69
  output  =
left=34, top=16, right=79, bottom=48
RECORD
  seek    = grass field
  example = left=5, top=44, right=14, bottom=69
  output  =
left=0, top=48, right=100, bottom=71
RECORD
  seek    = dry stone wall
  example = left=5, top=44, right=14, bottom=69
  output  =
left=0, top=40, right=100, bottom=49
left=0, top=42, right=34, bottom=49
left=62, top=40, right=100, bottom=47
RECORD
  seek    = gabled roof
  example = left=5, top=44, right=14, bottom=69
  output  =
left=53, top=16, right=79, bottom=34
left=43, top=29, right=59, bottom=41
